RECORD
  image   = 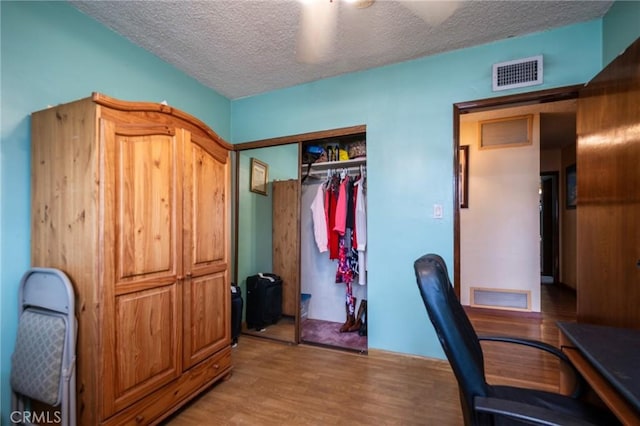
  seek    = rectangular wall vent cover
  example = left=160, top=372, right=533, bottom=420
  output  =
left=471, top=287, right=530, bottom=311
left=492, top=55, right=543, bottom=91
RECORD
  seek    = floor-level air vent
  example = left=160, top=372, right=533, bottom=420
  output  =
left=492, top=55, right=543, bottom=91
left=471, top=287, right=530, bottom=311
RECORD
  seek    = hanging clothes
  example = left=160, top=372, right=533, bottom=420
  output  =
left=333, top=175, right=350, bottom=236
left=310, top=169, right=367, bottom=286
left=327, top=174, right=341, bottom=260
left=307, top=167, right=367, bottom=333
left=354, top=176, right=367, bottom=286
left=310, top=184, right=328, bottom=253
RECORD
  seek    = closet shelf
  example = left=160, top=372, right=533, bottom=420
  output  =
left=303, top=157, right=366, bottom=172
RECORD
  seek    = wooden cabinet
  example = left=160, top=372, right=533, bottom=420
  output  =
left=31, top=93, right=233, bottom=425
left=576, top=38, right=640, bottom=328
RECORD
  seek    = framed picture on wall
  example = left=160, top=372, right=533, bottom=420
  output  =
left=459, top=145, right=469, bottom=208
left=566, top=163, right=576, bottom=209
left=250, top=158, right=269, bottom=196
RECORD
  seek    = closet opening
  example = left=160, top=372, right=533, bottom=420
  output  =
left=233, top=125, right=367, bottom=353
left=299, top=134, right=367, bottom=353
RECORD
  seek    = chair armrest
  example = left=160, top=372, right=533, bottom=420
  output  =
left=478, top=335, right=566, bottom=359
left=478, top=335, right=584, bottom=398
left=475, top=396, right=598, bottom=426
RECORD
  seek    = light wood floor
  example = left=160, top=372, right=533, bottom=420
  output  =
left=165, top=284, right=576, bottom=425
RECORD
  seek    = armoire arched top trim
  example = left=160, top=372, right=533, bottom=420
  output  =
left=92, top=92, right=233, bottom=151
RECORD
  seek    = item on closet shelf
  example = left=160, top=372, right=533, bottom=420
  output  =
left=303, top=145, right=324, bottom=165
left=348, top=140, right=366, bottom=159
left=306, top=145, right=324, bottom=155
left=231, top=284, right=243, bottom=347
left=246, top=273, right=283, bottom=331
left=338, top=148, right=350, bottom=161
left=327, top=146, right=335, bottom=162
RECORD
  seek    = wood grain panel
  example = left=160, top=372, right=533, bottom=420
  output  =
left=183, top=273, right=229, bottom=369
left=103, top=349, right=231, bottom=426
left=576, top=38, right=640, bottom=328
left=93, top=92, right=232, bottom=151
left=189, top=137, right=226, bottom=265
left=113, top=285, right=181, bottom=411
left=116, top=130, right=175, bottom=279
left=272, top=180, right=300, bottom=317
left=562, top=346, right=639, bottom=424
left=31, top=98, right=102, bottom=426
left=182, top=131, right=231, bottom=369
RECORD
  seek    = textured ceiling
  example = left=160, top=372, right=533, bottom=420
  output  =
left=70, top=0, right=613, bottom=100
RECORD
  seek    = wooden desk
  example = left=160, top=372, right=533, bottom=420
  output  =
left=558, top=322, right=640, bottom=425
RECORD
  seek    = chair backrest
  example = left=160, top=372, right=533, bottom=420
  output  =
left=11, top=308, right=67, bottom=406
left=11, top=268, right=77, bottom=426
left=414, top=254, right=489, bottom=425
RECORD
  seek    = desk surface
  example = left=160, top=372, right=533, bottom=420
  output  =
left=557, top=321, right=640, bottom=412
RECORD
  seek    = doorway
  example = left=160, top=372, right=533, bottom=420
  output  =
left=454, top=85, right=581, bottom=311
left=540, top=172, right=559, bottom=284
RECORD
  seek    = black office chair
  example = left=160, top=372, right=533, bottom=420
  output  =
left=413, top=253, right=619, bottom=426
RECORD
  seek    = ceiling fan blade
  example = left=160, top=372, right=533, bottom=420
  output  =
left=296, top=0, right=338, bottom=64
left=398, top=0, right=460, bottom=27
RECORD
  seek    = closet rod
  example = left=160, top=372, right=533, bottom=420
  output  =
left=307, top=165, right=365, bottom=177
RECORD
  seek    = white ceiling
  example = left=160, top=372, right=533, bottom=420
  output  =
left=70, top=0, right=613, bottom=100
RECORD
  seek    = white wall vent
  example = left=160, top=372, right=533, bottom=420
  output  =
left=471, top=287, right=530, bottom=311
left=492, top=55, right=543, bottom=91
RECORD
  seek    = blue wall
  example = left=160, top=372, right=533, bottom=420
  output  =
left=602, top=0, right=640, bottom=65
left=231, top=21, right=605, bottom=358
left=1, top=0, right=639, bottom=422
left=0, top=1, right=230, bottom=421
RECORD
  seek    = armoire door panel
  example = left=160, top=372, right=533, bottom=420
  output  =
left=184, top=133, right=229, bottom=276
left=113, top=274, right=180, bottom=297
left=183, top=272, right=229, bottom=369
left=111, top=284, right=181, bottom=413
left=115, top=129, right=179, bottom=280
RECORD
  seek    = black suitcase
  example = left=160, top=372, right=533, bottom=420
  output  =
left=245, top=273, right=283, bottom=330
left=231, top=283, right=243, bottom=346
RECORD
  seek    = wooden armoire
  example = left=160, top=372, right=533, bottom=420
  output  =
left=30, top=93, right=233, bottom=425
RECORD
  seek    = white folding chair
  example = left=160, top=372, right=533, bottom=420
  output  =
left=11, top=268, right=77, bottom=426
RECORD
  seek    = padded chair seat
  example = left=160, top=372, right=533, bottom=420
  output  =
left=491, top=382, right=621, bottom=425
